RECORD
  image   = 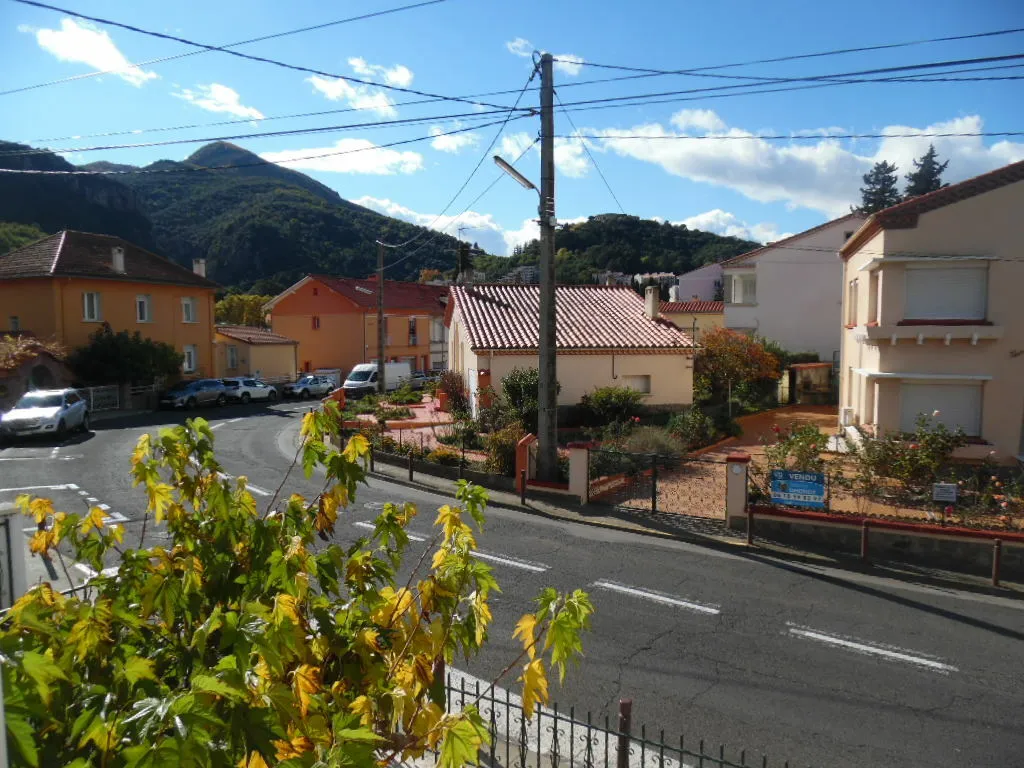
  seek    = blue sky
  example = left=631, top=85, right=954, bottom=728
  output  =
left=2, top=0, right=1023, bottom=256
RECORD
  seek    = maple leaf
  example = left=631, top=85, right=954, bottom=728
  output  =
left=519, top=658, right=549, bottom=719
left=292, top=664, right=321, bottom=717
left=438, top=710, right=490, bottom=768
left=349, top=694, right=374, bottom=727
left=343, top=432, right=369, bottom=463
left=238, top=751, right=270, bottom=768
left=79, top=506, right=106, bottom=534
left=147, top=482, right=175, bottom=523
left=273, top=727, right=313, bottom=760
left=512, top=614, right=538, bottom=660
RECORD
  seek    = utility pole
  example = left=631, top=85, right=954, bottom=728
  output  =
left=377, top=242, right=386, bottom=395
left=537, top=52, right=558, bottom=482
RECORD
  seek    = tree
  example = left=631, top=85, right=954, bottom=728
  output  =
left=904, top=144, right=949, bottom=199
left=501, top=367, right=560, bottom=433
left=2, top=411, right=592, bottom=767
left=215, top=294, right=273, bottom=326
left=0, top=222, right=46, bottom=256
left=418, top=268, right=443, bottom=284
left=67, top=323, right=183, bottom=385
left=694, top=328, right=780, bottom=404
left=856, top=161, right=902, bottom=214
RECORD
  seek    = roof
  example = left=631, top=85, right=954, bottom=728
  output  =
left=0, top=335, right=65, bottom=373
left=842, top=158, right=1024, bottom=258
left=721, top=213, right=864, bottom=268
left=266, top=274, right=448, bottom=313
left=447, top=284, right=695, bottom=352
left=660, top=300, right=724, bottom=314
left=0, top=231, right=219, bottom=288
left=215, top=325, right=298, bottom=345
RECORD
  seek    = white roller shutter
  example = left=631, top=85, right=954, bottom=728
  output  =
left=900, top=383, right=981, bottom=436
left=904, top=265, right=987, bottom=321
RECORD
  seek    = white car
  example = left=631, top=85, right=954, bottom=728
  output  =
left=222, top=377, right=278, bottom=404
left=0, top=388, right=90, bottom=440
left=283, top=375, right=334, bottom=399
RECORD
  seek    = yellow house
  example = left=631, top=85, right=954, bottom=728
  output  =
left=214, top=325, right=299, bottom=381
left=659, top=300, right=724, bottom=343
left=0, top=230, right=218, bottom=377
left=839, top=159, right=1024, bottom=464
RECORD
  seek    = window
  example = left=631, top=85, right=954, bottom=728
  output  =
left=623, top=374, right=651, bottom=394
left=82, top=292, right=102, bottom=321
left=904, top=265, right=987, bottom=321
left=408, top=318, right=417, bottom=345
left=183, top=344, right=198, bottom=373
left=846, top=279, right=858, bottom=325
left=741, top=275, right=757, bottom=304
left=136, top=294, right=152, bottom=323
left=227, top=345, right=238, bottom=369
left=431, top=317, right=445, bottom=343
left=182, top=297, right=197, bottom=323
left=311, top=315, right=321, bottom=330
left=8, top=316, right=19, bottom=331
left=726, top=274, right=756, bottom=304
left=900, top=383, right=981, bottom=436
left=66, top=392, right=81, bottom=405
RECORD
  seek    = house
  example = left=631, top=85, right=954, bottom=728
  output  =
left=676, top=263, right=723, bottom=302
left=498, top=265, right=540, bottom=284
left=265, top=275, right=449, bottom=375
left=839, top=159, right=1024, bottom=464
left=214, top=325, right=299, bottom=381
left=446, top=284, right=696, bottom=412
left=0, top=335, right=68, bottom=411
left=0, top=231, right=218, bottom=377
left=721, top=213, right=865, bottom=361
left=659, top=300, right=724, bottom=342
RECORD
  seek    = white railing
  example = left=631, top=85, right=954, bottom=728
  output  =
left=80, top=385, right=120, bottom=412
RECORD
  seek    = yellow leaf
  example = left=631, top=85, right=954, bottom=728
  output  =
left=513, top=614, right=538, bottom=660
left=285, top=536, right=306, bottom=561
left=28, top=527, right=59, bottom=556
left=371, top=587, right=414, bottom=626
left=350, top=694, right=374, bottom=727
left=410, top=701, right=444, bottom=750
left=292, top=664, right=320, bottom=717
left=343, top=432, right=369, bottom=463
left=300, top=411, right=317, bottom=438
left=273, top=594, right=301, bottom=626
left=435, top=505, right=462, bottom=538
left=131, top=433, right=151, bottom=467
left=471, top=591, right=492, bottom=646
left=316, top=491, right=340, bottom=532
left=147, top=483, right=175, bottom=524
left=520, top=658, right=549, bottom=719
left=109, top=524, right=125, bottom=544
left=356, top=627, right=381, bottom=653
left=274, top=727, right=313, bottom=760
left=28, top=497, right=54, bottom=525
left=80, top=506, right=106, bottom=534
left=239, top=751, right=270, bottom=768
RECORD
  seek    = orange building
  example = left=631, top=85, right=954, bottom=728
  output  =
left=266, top=275, right=448, bottom=376
left=0, top=231, right=218, bottom=377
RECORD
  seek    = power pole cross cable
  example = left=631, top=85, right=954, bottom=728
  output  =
left=377, top=242, right=386, bottom=396
left=537, top=52, right=558, bottom=483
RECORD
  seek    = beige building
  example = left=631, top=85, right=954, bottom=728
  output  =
left=839, top=159, right=1024, bottom=463
left=659, top=300, right=724, bottom=343
left=445, top=284, right=696, bottom=414
left=214, top=325, right=299, bottom=381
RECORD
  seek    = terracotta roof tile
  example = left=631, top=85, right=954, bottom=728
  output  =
left=0, top=230, right=219, bottom=288
left=721, top=213, right=864, bottom=267
left=449, top=284, right=695, bottom=352
left=216, top=325, right=298, bottom=345
left=659, top=300, right=724, bottom=314
left=311, top=275, right=447, bottom=312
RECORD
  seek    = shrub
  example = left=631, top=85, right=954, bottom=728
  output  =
left=374, top=404, right=414, bottom=421
left=763, top=422, right=827, bottom=473
left=620, top=425, right=684, bottom=456
left=484, top=422, right=526, bottom=476
left=578, top=386, right=644, bottom=427
left=666, top=407, right=717, bottom=450
left=438, top=370, right=470, bottom=415
left=68, top=323, right=183, bottom=385
left=436, top=419, right=483, bottom=449
left=387, top=384, right=423, bottom=405
left=501, top=367, right=560, bottom=434
left=694, top=328, right=780, bottom=407
left=427, top=446, right=462, bottom=466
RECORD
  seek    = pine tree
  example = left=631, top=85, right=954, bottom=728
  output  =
left=904, top=144, right=949, bottom=199
left=856, top=161, right=902, bottom=214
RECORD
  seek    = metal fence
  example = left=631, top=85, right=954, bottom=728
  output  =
left=435, top=671, right=803, bottom=768
left=79, top=384, right=120, bottom=412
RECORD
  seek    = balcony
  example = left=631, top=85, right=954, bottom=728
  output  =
left=853, top=323, right=1004, bottom=346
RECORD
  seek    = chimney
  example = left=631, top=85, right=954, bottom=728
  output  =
left=111, top=246, right=125, bottom=274
left=667, top=284, right=679, bottom=302
left=644, top=285, right=659, bottom=319
left=192, top=258, right=207, bottom=278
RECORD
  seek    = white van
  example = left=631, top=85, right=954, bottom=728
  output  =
left=343, top=362, right=412, bottom=398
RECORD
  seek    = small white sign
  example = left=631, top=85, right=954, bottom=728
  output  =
left=932, top=483, right=958, bottom=503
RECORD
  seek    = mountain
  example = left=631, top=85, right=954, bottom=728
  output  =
left=0, top=140, right=760, bottom=291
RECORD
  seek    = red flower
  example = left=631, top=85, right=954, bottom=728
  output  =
left=944, top=505, right=954, bottom=515
left=632, top=416, right=641, bottom=423
left=771, top=425, right=781, bottom=434
left=909, top=443, right=919, bottom=450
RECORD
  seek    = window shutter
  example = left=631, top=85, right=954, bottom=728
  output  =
left=905, top=266, right=986, bottom=321
left=900, top=383, right=981, bottom=436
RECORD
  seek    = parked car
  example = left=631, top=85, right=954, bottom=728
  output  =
left=0, top=388, right=89, bottom=440
left=222, top=377, right=278, bottom=404
left=342, top=362, right=412, bottom=399
left=282, top=375, right=334, bottom=399
left=159, top=379, right=228, bottom=410
left=410, top=370, right=439, bottom=390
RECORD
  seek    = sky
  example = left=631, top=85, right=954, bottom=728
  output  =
left=2, top=0, right=1023, bottom=258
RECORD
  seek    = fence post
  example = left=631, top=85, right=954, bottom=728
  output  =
left=616, top=699, right=632, bottom=768
left=369, top=445, right=375, bottom=473
left=993, top=539, right=1002, bottom=587
left=725, top=452, right=751, bottom=531
left=746, top=505, right=754, bottom=547
left=860, top=520, right=870, bottom=563
left=459, top=433, right=465, bottom=479
left=408, top=450, right=414, bottom=482
left=650, top=456, right=658, bottom=513
left=520, top=469, right=527, bottom=505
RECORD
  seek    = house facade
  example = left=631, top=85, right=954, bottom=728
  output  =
left=721, top=213, right=865, bottom=361
left=446, top=284, right=696, bottom=412
left=659, top=300, right=724, bottom=343
left=839, top=160, right=1024, bottom=464
left=676, top=263, right=723, bottom=302
left=214, top=325, right=299, bottom=381
left=266, top=275, right=448, bottom=375
left=0, top=231, right=218, bottom=377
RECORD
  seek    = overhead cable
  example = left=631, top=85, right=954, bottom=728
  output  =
left=554, top=90, right=624, bottom=214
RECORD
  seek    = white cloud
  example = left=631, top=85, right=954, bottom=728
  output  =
left=347, top=56, right=413, bottom=87
left=498, top=132, right=589, bottom=178
left=590, top=113, right=1024, bottom=216
left=174, top=83, right=263, bottom=120
left=499, top=132, right=536, bottom=159
left=670, top=109, right=727, bottom=133
left=506, top=37, right=533, bottom=57
left=675, top=209, right=791, bottom=244
left=553, top=54, right=585, bottom=77
left=260, top=140, right=423, bottom=175
left=27, top=18, right=157, bottom=87
left=306, top=75, right=396, bottom=117
left=429, top=125, right=479, bottom=154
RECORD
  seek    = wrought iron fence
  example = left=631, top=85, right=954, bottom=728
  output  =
left=79, top=384, right=120, bottom=412
left=431, top=671, right=803, bottom=768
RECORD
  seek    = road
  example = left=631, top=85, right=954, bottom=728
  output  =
left=2, top=399, right=1023, bottom=768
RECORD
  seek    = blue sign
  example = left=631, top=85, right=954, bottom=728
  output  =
left=770, top=469, right=826, bottom=509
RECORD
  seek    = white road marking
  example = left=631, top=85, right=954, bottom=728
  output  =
left=210, top=422, right=226, bottom=430
left=73, top=563, right=119, bottom=579
left=0, top=456, right=80, bottom=462
left=77, top=490, right=88, bottom=496
left=67, top=483, right=78, bottom=490
left=50, top=446, right=59, bottom=457
left=786, top=623, right=958, bottom=673
left=474, top=550, right=549, bottom=573
left=0, top=484, right=76, bottom=493
left=86, top=497, right=98, bottom=504
left=592, top=580, right=721, bottom=615
left=353, top=520, right=426, bottom=542
left=246, top=484, right=272, bottom=497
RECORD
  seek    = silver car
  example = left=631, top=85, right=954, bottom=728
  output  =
left=222, top=378, right=278, bottom=404
left=0, top=388, right=90, bottom=439
left=283, top=375, right=333, bottom=399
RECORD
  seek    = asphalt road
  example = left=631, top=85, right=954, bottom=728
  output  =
left=2, top=400, right=1023, bottom=768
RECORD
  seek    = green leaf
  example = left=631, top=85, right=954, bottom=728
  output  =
left=6, top=712, right=39, bottom=767
left=124, top=657, right=157, bottom=686
left=438, top=709, right=490, bottom=768
left=21, top=650, right=69, bottom=706
left=191, top=673, right=247, bottom=701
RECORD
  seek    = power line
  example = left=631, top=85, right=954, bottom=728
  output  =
left=4, top=0, right=449, bottom=96
left=0, top=117, right=528, bottom=175
left=378, top=65, right=539, bottom=250
left=554, top=90, right=624, bottom=214
left=557, top=130, right=1024, bottom=141
left=5, top=0, right=508, bottom=111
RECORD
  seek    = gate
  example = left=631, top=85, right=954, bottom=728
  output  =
left=80, top=384, right=120, bottom=412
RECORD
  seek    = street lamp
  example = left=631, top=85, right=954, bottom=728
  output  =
left=493, top=155, right=537, bottom=191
